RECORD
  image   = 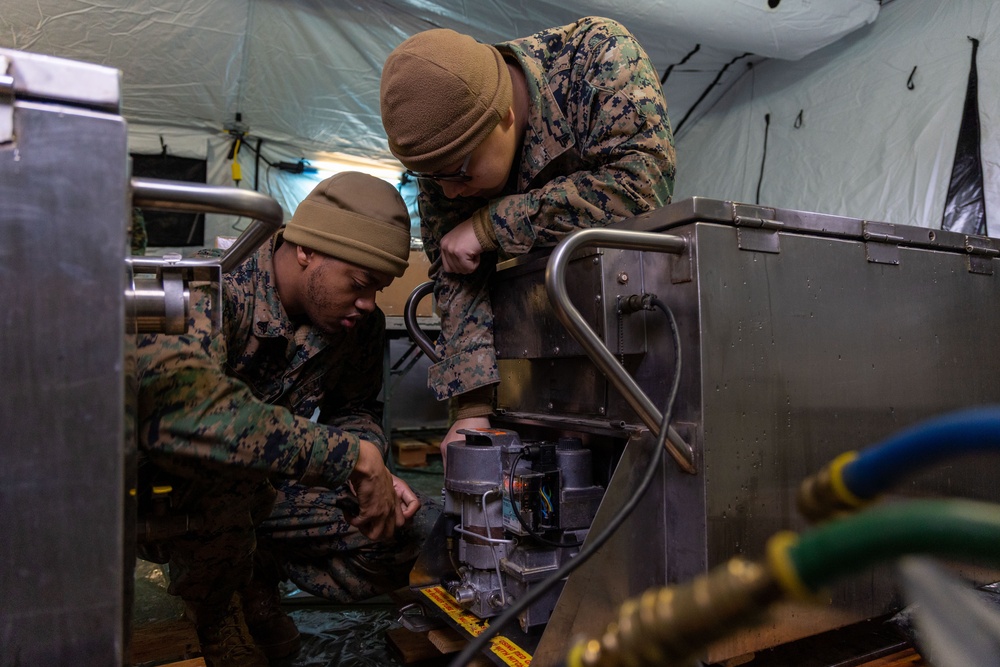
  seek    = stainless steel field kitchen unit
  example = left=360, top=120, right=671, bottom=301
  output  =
left=0, top=47, right=283, bottom=665
left=0, top=49, right=132, bottom=664
left=488, top=197, right=1000, bottom=665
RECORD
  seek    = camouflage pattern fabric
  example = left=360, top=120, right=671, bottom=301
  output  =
left=257, top=482, right=439, bottom=602
left=136, top=232, right=427, bottom=606
left=131, top=207, right=147, bottom=256
left=418, top=16, right=676, bottom=400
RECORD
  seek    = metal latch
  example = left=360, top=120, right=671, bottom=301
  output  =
left=965, top=236, right=999, bottom=276
left=732, top=203, right=781, bottom=254
left=862, top=221, right=903, bottom=265
left=0, top=55, right=13, bottom=144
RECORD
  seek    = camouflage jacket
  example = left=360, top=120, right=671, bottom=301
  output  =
left=418, top=16, right=676, bottom=400
left=136, top=233, right=387, bottom=489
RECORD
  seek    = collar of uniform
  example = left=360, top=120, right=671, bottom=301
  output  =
left=253, top=232, right=342, bottom=352
left=495, top=41, right=574, bottom=189
left=250, top=231, right=299, bottom=340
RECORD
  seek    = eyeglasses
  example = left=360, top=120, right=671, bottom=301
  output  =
left=405, top=153, right=472, bottom=183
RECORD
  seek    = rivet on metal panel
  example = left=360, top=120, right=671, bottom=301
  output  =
left=617, top=272, right=629, bottom=284
left=598, top=407, right=606, bottom=415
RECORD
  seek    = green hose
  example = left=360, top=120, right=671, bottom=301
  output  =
left=782, top=499, right=1000, bottom=594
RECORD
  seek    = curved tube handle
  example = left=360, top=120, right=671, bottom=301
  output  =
left=404, top=280, right=440, bottom=363
left=131, top=177, right=284, bottom=273
left=544, top=227, right=697, bottom=474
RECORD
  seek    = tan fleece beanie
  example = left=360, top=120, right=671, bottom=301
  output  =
left=283, top=172, right=411, bottom=278
left=380, top=29, right=513, bottom=173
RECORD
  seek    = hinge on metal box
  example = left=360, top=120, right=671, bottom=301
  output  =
left=862, top=221, right=903, bottom=265
left=965, top=236, right=999, bottom=275
left=0, top=55, right=13, bottom=144
left=732, top=203, right=781, bottom=254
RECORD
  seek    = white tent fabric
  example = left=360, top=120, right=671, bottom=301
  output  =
left=2, top=0, right=881, bottom=233
left=2, top=1, right=878, bottom=157
left=8, top=1, right=996, bottom=243
left=675, top=0, right=999, bottom=236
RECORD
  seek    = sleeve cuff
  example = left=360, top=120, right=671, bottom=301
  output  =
left=299, top=430, right=360, bottom=488
left=451, top=384, right=496, bottom=420
left=471, top=206, right=499, bottom=251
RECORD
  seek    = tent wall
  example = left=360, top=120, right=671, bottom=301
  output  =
left=674, top=0, right=999, bottom=237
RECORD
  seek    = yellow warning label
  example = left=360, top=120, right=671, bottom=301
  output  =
left=419, top=585, right=533, bottom=666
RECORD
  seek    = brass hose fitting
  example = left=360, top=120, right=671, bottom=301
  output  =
left=566, top=558, right=783, bottom=667
left=797, top=451, right=871, bottom=523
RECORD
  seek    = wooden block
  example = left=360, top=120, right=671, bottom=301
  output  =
left=130, top=617, right=200, bottom=665
left=426, top=627, right=467, bottom=655
left=386, top=626, right=446, bottom=664
left=393, top=438, right=441, bottom=467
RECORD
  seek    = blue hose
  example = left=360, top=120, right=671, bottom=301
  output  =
left=842, top=406, right=1000, bottom=499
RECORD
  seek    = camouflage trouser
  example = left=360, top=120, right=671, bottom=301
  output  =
left=153, top=474, right=277, bottom=611
left=427, top=258, right=502, bottom=401
left=138, top=458, right=439, bottom=608
left=256, top=481, right=441, bottom=603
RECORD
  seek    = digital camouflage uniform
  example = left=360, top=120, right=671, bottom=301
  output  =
left=131, top=207, right=147, bottom=256
left=418, top=16, right=676, bottom=401
left=137, top=232, right=432, bottom=610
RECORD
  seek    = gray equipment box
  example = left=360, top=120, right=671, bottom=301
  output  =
left=0, top=48, right=130, bottom=664
left=491, top=197, right=1000, bottom=664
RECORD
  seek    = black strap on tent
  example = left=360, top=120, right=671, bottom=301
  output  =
left=941, top=37, right=987, bottom=236
left=674, top=52, right=753, bottom=134
left=660, top=44, right=701, bottom=85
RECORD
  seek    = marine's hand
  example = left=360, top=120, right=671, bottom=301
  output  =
left=440, top=417, right=492, bottom=470
left=392, top=474, right=421, bottom=520
left=347, top=439, right=404, bottom=540
left=439, top=219, right=482, bottom=274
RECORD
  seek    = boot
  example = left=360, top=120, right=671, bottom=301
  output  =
left=241, top=577, right=302, bottom=664
left=187, top=593, right=270, bottom=667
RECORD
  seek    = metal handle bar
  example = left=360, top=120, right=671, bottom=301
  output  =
left=544, top=227, right=697, bottom=474
left=131, top=177, right=284, bottom=273
left=404, top=280, right=440, bottom=362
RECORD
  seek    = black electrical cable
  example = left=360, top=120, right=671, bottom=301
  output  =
left=756, top=113, right=771, bottom=205
left=448, top=296, right=683, bottom=667
left=253, top=137, right=263, bottom=192
left=508, top=452, right=583, bottom=549
left=237, top=138, right=279, bottom=169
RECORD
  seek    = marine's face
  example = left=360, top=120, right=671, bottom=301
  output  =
left=301, top=254, right=393, bottom=334
left=435, top=117, right=520, bottom=200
